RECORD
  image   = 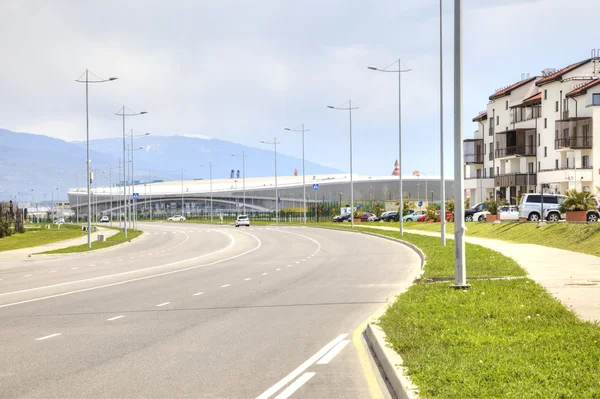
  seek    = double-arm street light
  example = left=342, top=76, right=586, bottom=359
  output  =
left=285, top=124, right=310, bottom=225
left=231, top=151, right=248, bottom=214
left=115, top=106, right=147, bottom=238
left=259, top=138, right=281, bottom=225
left=368, top=60, right=411, bottom=235
left=200, top=163, right=215, bottom=223
left=328, top=101, right=358, bottom=228
left=75, top=69, right=118, bottom=248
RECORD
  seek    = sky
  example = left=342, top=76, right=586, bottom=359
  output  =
left=2, top=0, right=600, bottom=178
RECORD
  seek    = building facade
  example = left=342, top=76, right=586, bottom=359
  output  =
left=464, top=54, right=600, bottom=205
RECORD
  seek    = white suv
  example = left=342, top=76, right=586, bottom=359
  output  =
left=518, top=194, right=566, bottom=221
left=236, top=215, right=250, bottom=227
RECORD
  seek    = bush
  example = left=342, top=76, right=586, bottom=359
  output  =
left=446, top=197, right=455, bottom=213
left=425, top=203, right=437, bottom=221
left=485, top=198, right=503, bottom=215
left=403, top=200, right=415, bottom=216
left=559, top=189, right=596, bottom=213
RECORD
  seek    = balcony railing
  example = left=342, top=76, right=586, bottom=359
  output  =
left=555, top=136, right=592, bottom=149
left=495, top=145, right=536, bottom=158
left=488, top=152, right=493, bottom=161
left=494, top=173, right=537, bottom=187
left=465, top=153, right=484, bottom=164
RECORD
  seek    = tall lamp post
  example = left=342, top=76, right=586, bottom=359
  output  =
left=115, top=106, right=147, bottom=238
left=129, top=131, right=150, bottom=230
left=328, top=101, right=359, bottom=228
left=231, top=151, right=248, bottom=214
left=75, top=70, right=117, bottom=248
left=368, top=60, right=411, bottom=235
left=285, top=124, right=310, bottom=225
left=200, top=163, right=215, bottom=223
left=439, top=0, right=447, bottom=246
left=259, top=138, right=281, bottom=225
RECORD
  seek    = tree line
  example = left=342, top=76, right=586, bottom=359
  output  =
left=0, top=201, right=25, bottom=238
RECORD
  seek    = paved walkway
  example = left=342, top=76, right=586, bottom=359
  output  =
left=0, top=227, right=119, bottom=259
left=357, top=225, right=600, bottom=323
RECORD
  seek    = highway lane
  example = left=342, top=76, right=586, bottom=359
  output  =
left=0, top=223, right=421, bottom=398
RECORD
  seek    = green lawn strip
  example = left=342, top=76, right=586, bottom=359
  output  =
left=379, top=279, right=600, bottom=398
left=39, top=229, right=143, bottom=254
left=0, top=223, right=85, bottom=252
left=403, top=221, right=600, bottom=257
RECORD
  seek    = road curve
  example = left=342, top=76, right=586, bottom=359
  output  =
left=0, top=222, right=421, bottom=399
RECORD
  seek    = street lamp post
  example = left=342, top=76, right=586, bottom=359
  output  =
left=328, top=101, right=359, bottom=228
left=231, top=151, right=248, bottom=214
left=115, top=106, right=147, bottom=238
left=129, top=131, right=150, bottom=230
left=285, top=124, right=310, bottom=225
left=368, top=61, right=411, bottom=235
left=200, top=163, right=214, bottom=223
left=75, top=70, right=117, bottom=248
left=259, top=138, right=281, bottom=224
left=439, top=0, right=447, bottom=246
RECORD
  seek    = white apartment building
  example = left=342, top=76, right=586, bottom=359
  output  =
left=464, top=54, right=600, bottom=205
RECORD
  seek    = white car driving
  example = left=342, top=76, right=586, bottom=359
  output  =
left=236, top=215, right=250, bottom=227
left=167, top=215, right=186, bottom=222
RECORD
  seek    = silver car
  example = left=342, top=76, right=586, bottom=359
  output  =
left=518, top=194, right=566, bottom=222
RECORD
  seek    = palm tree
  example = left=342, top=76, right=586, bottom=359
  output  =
left=559, top=189, right=596, bottom=212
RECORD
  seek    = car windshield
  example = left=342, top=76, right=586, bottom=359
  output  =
left=238, top=216, right=248, bottom=219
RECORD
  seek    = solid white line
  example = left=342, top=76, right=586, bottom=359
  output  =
left=287, top=265, right=292, bottom=267
left=273, top=372, right=315, bottom=399
left=36, top=333, right=61, bottom=341
left=0, top=230, right=262, bottom=310
left=244, top=278, right=252, bottom=281
left=255, top=334, right=347, bottom=399
left=156, top=302, right=171, bottom=307
left=261, top=273, right=268, bottom=276
left=107, top=315, right=125, bottom=321
left=24, top=274, right=32, bottom=277
left=193, top=292, right=204, bottom=296
left=316, top=340, right=351, bottom=364
left=220, top=284, right=231, bottom=288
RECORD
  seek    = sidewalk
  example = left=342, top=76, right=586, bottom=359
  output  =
left=0, top=227, right=119, bottom=259
left=357, top=225, right=600, bottom=323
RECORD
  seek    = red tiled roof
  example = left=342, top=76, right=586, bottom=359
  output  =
left=489, top=77, right=537, bottom=100
left=566, top=79, right=600, bottom=98
left=511, top=92, right=542, bottom=108
left=536, top=59, right=591, bottom=86
left=472, top=111, right=487, bottom=122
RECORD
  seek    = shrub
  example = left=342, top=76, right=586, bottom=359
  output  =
left=426, top=203, right=437, bottom=221
left=485, top=198, right=503, bottom=215
left=445, top=197, right=455, bottom=213
left=559, top=189, right=596, bottom=213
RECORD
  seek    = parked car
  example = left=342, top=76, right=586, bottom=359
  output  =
left=499, top=205, right=519, bottom=221
left=518, top=194, right=566, bottom=222
left=100, top=216, right=110, bottom=223
left=367, top=214, right=379, bottom=222
left=381, top=211, right=398, bottom=222
left=235, top=215, right=250, bottom=227
left=333, top=213, right=352, bottom=222
left=167, top=215, right=186, bottom=222
left=359, top=212, right=375, bottom=222
left=54, top=218, right=65, bottom=224
left=465, top=202, right=487, bottom=222
left=403, top=210, right=426, bottom=222
left=473, top=210, right=490, bottom=222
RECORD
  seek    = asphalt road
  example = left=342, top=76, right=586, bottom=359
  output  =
left=0, top=222, right=421, bottom=399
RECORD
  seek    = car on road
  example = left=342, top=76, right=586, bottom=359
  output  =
left=518, top=194, right=566, bottom=222
left=167, top=215, right=186, bottom=222
left=403, top=210, right=426, bottom=222
left=465, top=202, right=487, bottom=222
left=100, top=216, right=110, bottom=223
left=235, top=215, right=250, bottom=227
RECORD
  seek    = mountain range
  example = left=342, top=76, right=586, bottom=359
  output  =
left=0, top=128, right=342, bottom=203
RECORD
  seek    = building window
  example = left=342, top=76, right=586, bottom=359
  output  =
left=528, top=162, right=534, bottom=174
left=583, top=155, right=590, bottom=168
left=593, top=93, right=600, bottom=106
left=538, top=161, right=541, bottom=171
left=496, top=166, right=500, bottom=176
left=544, top=147, right=547, bottom=157
left=476, top=169, right=482, bottom=178
left=483, top=168, right=487, bottom=178
left=489, top=142, right=493, bottom=153
left=564, top=99, right=569, bottom=112
left=538, top=133, right=540, bottom=147
left=564, top=128, right=570, bottom=138
left=496, top=116, right=500, bottom=126
left=544, top=89, right=547, bottom=100
left=566, top=158, right=569, bottom=168
left=505, top=101, right=508, bottom=110
left=555, top=101, right=559, bottom=112
left=555, top=159, right=559, bottom=169
left=489, top=167, right=493, bottom=178
left=544, top=118, right=547, bottom=128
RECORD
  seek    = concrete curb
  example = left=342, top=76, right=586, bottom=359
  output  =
left=366, top=323, right=420, bottom=399
left=31, top=230, right=145, bottom=257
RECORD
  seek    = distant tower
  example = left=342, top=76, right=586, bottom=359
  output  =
left=294, top=168, right=298, bottom=176
left=392, top=160, right=400, bottom=176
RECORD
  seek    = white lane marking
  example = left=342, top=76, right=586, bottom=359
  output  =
left=287, top=265, right=292, bottom=267
left=156, top=302, right=171, bottom=307
left=193, top=292, right=204, bottom=296
left=89, top=264, right=95, bottom=267
left=24, top=274, right=32, bottom=277
left=71, top=267, right=78, bottom=270
left=276, top=268, right=281, bottom=271
left=256, top=334, right=347, bottom=399
left=220, top=284, right=231, bottom=288
left=273, top=372, right=316, bottom=399
left=261, top=272, right=268, bottom=276
left=107, top=315, right=125, bottom=321
left=295, top=261, right=300, bottom=264
left=244, top=278, right=252, bottom=281
left=316, top=340, right=351, bottom=364
left=36, top=333, right=61, bottom=341
left=0, top=231, right=263, bottom=309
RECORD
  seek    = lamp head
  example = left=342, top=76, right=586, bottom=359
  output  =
left=327, top=106, right=334, bottom=109
left=109, top=77, right=118, bottom=81
left=140, top=111, right=148, bottom=115
left=367, top=66, right=378, bottom=71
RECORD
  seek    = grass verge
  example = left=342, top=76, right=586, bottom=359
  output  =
left=39, top=229, right=143, bottom=254
left=321, top=223, right=600, bottom=398
left=404, top=221, right=600, bottom=257
left=0, top=223, right=85, bottom=252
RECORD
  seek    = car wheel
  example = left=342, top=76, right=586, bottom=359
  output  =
left=587, top=213, right=599, bottom=222
left=478, top=215, right=485, bottom=222
left=528, top=212, right=540, bottom=222
left=547, top=212, right=560, bottom=222
left=407, top=218, right=413, bottom=222
left=465, top=215, right=473, bottom=222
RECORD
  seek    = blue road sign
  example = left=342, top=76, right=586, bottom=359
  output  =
left=132, top=193, right=140, bottom=200
left=356, top=205, right=361, bottom=209
left=418, top=201, right=423, bottom=207
left=312, top=184, right=320, bottom=191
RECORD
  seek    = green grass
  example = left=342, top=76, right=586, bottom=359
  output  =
left=403, top=221, right=600, bottom=257
left=321, top=223, right=600, bottom=398
left=0, top=223, right=85, bottom=252
left=39, top=229, right=143, bottom=254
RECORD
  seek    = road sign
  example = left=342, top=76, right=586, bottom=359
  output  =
left=418, top=201, right=423, bottom=207
left=312, top=184, right=320, bottom=191
left=132, top=193, right=140, bottom=200
left=356, top=205, right=361, bottom=209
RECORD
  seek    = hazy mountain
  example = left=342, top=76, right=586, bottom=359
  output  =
left=0, top=129, right=342, bottom=203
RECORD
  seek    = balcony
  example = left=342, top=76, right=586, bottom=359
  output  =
left=494, top=173, right=537, bottom=187
left=555, top=117, right=593, bottom=150
left=555, top=136, right=592, bottom=150
left=463, top=139, right=484, bottom=164
left=495, top=145, right=536, bottom=158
